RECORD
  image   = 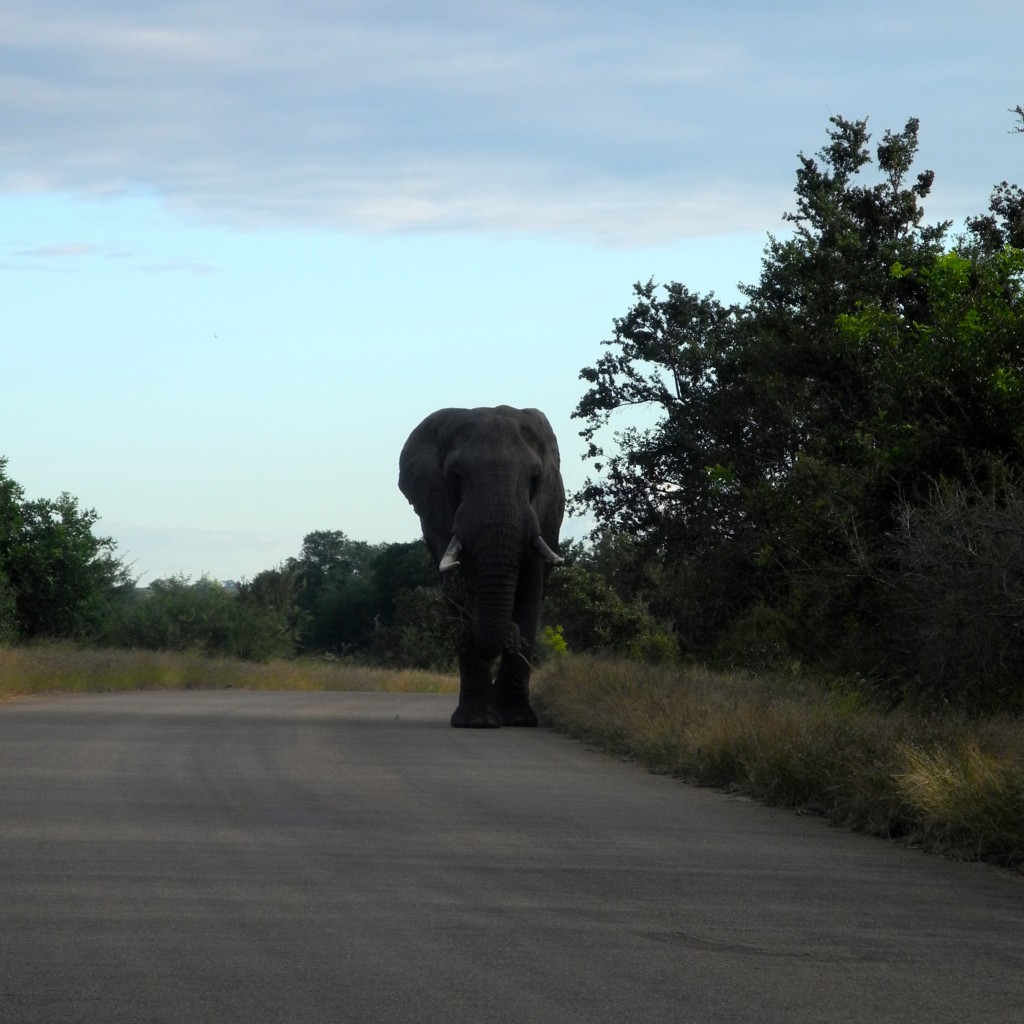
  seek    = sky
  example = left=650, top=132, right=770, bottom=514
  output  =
left=1, top=1, right=1021, bottom=583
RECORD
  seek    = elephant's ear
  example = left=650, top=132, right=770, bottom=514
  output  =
left=519, top=408, right=566, bottom=541
left=399, top=410, right=459, bottom=562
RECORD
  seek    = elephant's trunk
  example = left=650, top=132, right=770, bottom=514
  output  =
left=471, top=566, right=519, bottom=661
left=456, top=500, right=520, bottom=659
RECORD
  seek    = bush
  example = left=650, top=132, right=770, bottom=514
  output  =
left=630, top=630, right=679, bottom=664
left=0, top=570, right=16, bottom=643
left=713, top=603, right=796, bottom=671
left=372, top=585, right=458, bottom=670
left=104, top=576, right=294, bottom=662
left=543, top=563, right=668, bottom=656
left=537, top=624, right=569, bottom=661
left=882, top=473, right=1024, bottom=711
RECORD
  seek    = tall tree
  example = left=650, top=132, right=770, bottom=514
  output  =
left=572, top=115, right=1024, bottom=666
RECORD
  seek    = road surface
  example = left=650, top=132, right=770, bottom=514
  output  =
left=1, top=691, right=1022, bottom=1023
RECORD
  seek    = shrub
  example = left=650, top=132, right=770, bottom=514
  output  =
left=543, top=563, right=666, bottom=656
left=629, top=630, right=678, bottom=664
left=103, top=576, right=294, bottom=662
left=537, top=624, right=569, bottom=661
left=883, top=473, right=1024, bottom=711
left=0, top=570, right=16, bottom=643
left=372, top=586, right=458, bottom=670
left=713, top=603, right=796, bottom=671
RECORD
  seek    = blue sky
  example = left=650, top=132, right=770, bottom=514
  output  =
left=2, top=1, right=1021, bottom=582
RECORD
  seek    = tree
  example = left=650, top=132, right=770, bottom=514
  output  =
left=106, top=575, right=295, bottom=661
left=238, top=566, right=306, bottom=649
left=372, top=585, right=459, bottom=670
left=543, top=561, right=675, bottom=661
left=286, top=530, right=382, bottom=653
left=0, top=569, right=16, bottom=643
left=882, top=472, right=1024, bottom=711
left=368, top=540, right=438, bottom=626
left=270, top=532, right=440, bottom=658
left=572, top=115, right=1024, bottom=674
left=0, top=457, right=131, bottom=640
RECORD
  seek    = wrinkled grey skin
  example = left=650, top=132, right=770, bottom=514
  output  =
left=399, top=406, right=565, bottom=728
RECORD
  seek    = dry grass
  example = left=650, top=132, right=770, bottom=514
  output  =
left=898, top=740, right=1024, bottom=863
left=534, top=655, right=1024, bottom=871
left=0, top=643, right=458, bottom=699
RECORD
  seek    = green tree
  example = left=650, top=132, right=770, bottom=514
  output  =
left=372, top=585, right=459, bottom=670
left=286, top=530, right=382, bottom=653
left=0, top=457, right=131, bottom=639
left=0, top=463, right=21, bottom=642
left=543, top=560, right=675, bottom=661
left=0, top=569, right=16, bottom=643
left=368, top=540, right=437, bottom=627
left=966, top=180, right=1024, bottom=251
left=237, top=566, right=305, bottom=649
left=106, top=575, right=295, bottom=662
left=572, top=114, right=1024, bottom=675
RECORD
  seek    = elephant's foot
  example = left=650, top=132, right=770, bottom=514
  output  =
left=497, top=700, right=538, bottom=727
left=450, top=701, right=503, bottom=728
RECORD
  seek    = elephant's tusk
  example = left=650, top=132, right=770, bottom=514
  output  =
left=532, top=535, right=564, bottom=566
left=439, top=535, right=462, bottom=573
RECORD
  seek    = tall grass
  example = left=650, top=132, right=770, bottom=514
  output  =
left=534, top=655, right=1024, bottom=871
left=0, top=643, right=457, bottom=699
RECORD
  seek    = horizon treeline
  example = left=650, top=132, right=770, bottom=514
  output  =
left=0, top=475, right=666, bottom=669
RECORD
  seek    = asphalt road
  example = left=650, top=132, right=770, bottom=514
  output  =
left=1, top=691, right=1022, bottom=1024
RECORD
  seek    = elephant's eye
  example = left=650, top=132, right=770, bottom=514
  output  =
left=529, top=472, right=541, bottom=499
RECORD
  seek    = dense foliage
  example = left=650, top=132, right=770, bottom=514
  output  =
left=0, top=457, right=131, bottom=642
left=104, top=531, right=448, bottom=666
left=573, top=114, right=1024, bottom=708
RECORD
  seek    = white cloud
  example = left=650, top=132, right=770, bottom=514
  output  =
left=0, top=1, right=1020, bottom=245
left=18, top=242, right=100, bottom=258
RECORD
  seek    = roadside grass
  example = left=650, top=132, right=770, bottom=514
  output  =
left=534, top=655, right=1024, bottom=872
left=0, top=643, right=457, bottom=699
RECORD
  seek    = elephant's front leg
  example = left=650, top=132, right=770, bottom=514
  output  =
left=452, top=635, right=502, bottom=728
left=494, top=568, right=542, bottom=727
left=494, top=640, right=538, bottom=727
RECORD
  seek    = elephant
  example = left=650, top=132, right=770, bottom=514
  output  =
left=399, top=406, right=565, bottom=728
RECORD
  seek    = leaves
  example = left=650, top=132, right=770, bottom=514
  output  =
left=0, top=459, right=131, bottom=639
left=572, top=114, right=1024, bottom=680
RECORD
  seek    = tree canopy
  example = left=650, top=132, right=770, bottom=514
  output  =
left=0, top=457, right=131, bottom=641
left=572, top=114, right=1024, bottom=704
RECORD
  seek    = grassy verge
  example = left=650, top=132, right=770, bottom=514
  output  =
left=0, top=643, right=457, bottom=699
left=534, top=655, right=1024, bottom=872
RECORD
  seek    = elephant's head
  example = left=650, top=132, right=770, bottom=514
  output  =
left=398, top=406, right=565, bottom=662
